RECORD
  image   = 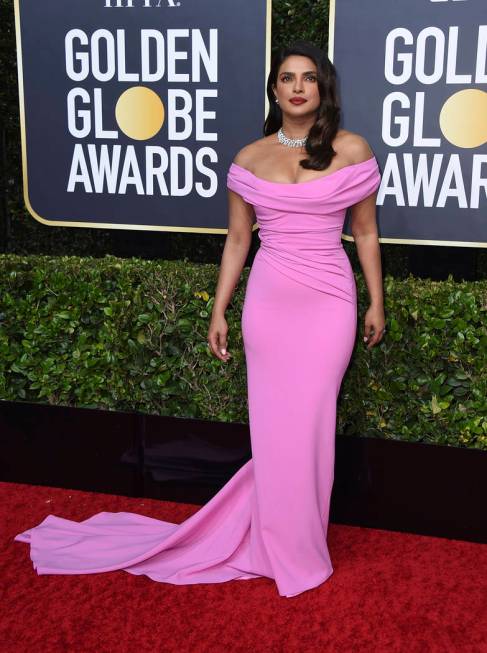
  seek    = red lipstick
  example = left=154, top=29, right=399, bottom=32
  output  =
left=289, top=97, right=307, bottom=105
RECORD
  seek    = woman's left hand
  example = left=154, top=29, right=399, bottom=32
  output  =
left=363, top=304, right=386, bottom=349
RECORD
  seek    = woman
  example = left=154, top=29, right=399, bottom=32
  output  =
left=209, top=40, right=385, bottom=596
left=14, top=41, right=385, bottom=598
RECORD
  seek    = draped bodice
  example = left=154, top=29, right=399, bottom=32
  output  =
left=226, top=156, right=381, bottom=304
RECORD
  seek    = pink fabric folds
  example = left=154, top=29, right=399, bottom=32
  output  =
left=226, top=156, right=381, bottom=304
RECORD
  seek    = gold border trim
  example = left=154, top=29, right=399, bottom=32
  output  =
left=328, top=0, right=487, bottom=248
left=13, top=0, right=273, bottom=236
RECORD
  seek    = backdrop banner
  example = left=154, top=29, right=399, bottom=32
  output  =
left=331, top=0, right=487, bottom=247
left=14, top=0, right=270, bottom=234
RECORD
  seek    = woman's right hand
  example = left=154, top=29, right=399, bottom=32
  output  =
left=207, top=314, right=231, bottom=362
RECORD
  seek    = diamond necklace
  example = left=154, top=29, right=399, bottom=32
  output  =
left=277, top=126, right=308, bottom=148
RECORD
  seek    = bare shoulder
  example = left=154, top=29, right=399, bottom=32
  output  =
left=334, top=129, right=375, bottom=165
left=232, top=136, right=272, bottom=169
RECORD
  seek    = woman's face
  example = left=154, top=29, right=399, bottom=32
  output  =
left=272, top=55, right=321, bottom=117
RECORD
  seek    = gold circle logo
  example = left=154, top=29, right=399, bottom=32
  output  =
left=439, top=89, right=487, bottom=149
left=115, top=86, right=164, bottom=140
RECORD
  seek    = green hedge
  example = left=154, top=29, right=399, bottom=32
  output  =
left=1, top=254, right=486, bottom=450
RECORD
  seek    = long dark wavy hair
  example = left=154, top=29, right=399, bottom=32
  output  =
left=263, top=40, right=341, bottom=171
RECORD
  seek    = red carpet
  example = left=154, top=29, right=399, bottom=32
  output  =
left=1, top=480, right=486, bottom=653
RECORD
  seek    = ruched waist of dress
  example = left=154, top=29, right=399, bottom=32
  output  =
left=256, top=241, right=356, bottom=305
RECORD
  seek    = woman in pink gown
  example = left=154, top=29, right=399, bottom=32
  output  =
left=14, top=42, right=385, bottom=597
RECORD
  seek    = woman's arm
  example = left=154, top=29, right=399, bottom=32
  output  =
left=350, top=190, right=386, bottom=348
left=208, top=187, right=255, bottom=361
left=347, top=129, right=386, bottom=350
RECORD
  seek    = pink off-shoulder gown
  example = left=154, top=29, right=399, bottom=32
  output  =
left=14, top=155, right=381, bottom=598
